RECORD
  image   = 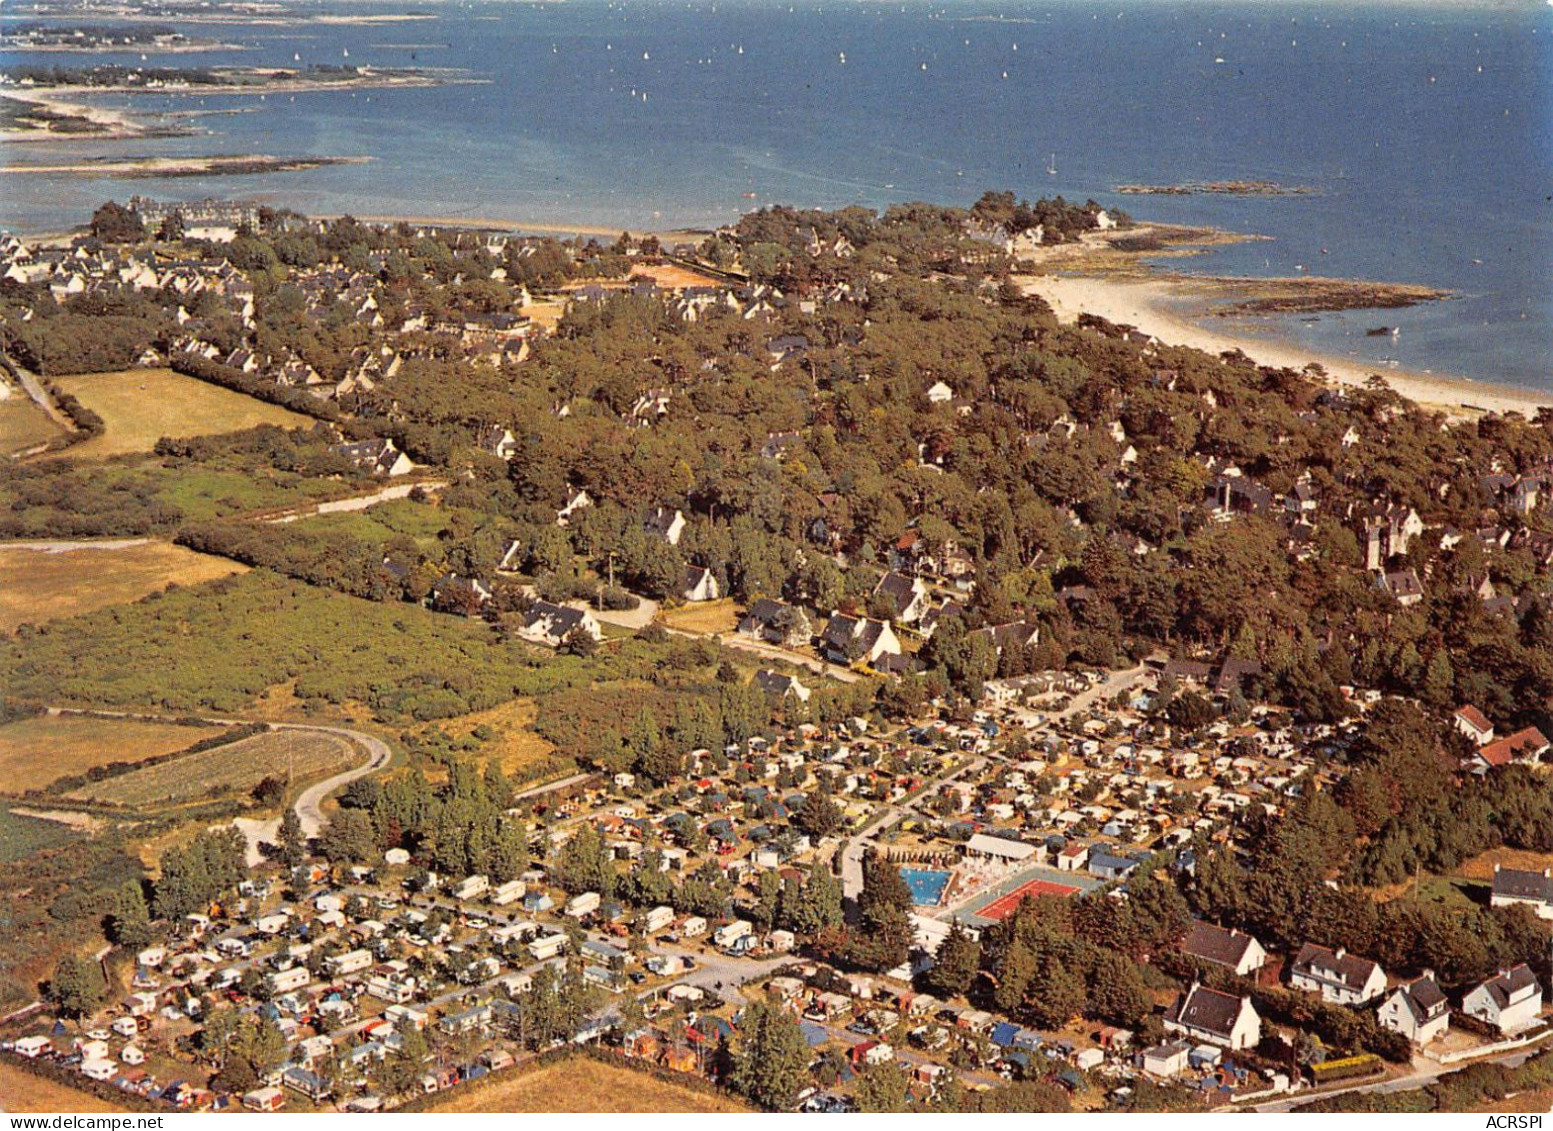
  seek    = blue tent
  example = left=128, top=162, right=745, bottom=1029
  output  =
left=990, top=1021, right=1021, bottom=1048
left=800, top=1022, right=831, bottom=1048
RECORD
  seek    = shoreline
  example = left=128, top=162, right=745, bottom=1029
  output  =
left=338, top=212, right=709, bottom=241
left=1019, top=272, right=1552, bottom=419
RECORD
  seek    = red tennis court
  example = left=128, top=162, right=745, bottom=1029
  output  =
left=975, top=878, right=1081, bottom=921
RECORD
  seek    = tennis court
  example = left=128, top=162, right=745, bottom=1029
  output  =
left=969, top=877, right=1082, bottom=922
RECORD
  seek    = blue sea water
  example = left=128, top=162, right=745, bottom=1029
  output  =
left=2, top=0, right=1549, bottom=388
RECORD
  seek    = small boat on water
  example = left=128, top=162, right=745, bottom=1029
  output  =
left=1046, top=153, right=1056, bottom=175
left=1365, top=326, right=1393, bottom=337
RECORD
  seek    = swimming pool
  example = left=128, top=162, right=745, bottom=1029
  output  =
left=900, top=867, right=953, bottom=907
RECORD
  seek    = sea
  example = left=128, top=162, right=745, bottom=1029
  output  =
left=2, top=0, right=1550, bottom=390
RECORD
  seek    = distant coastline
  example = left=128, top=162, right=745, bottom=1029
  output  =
left=1012, top=229, right=1546, bottom=419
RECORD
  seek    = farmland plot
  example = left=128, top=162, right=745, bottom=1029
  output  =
left=68, top=728, right=359, bottom=808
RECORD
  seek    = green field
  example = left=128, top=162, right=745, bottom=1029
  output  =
left=0, top=397, right=64, bottom=455
left=53, top=368, right=311, bottom=457
left=0, top=570, right=668, bottom=721
left=0, top=459, right=350, bottom=540
left=68, top=728, right=357, bottom=807
left=0, top=808, right=79, bottom=863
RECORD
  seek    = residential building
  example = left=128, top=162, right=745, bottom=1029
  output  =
left=1162, top=984, right=1261, bottom=1050
left=1290, top=944, right=1387, bottom=1005
left=1463, top=966, right=1543, bottom=1035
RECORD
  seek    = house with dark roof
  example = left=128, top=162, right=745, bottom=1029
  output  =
left=1379, top=568, right=1425, bottom=607
left=642, top=507, right=686, bottom=546
left=754, top=670, right=811, bottom=703
left=1206, top=474, right=1274, bottom=519
left=1463, top=965, right=1543, bottom=1035
left=331, top=437, right=412, bottom=477
left=871, top=571, right=929, bottom=624
left=1490, top=865, right=1553, bottom=920
left=1180, top=921, right=1268, bottom=977
left=681, top=565, right=720, bottom=603
left=479, top=425, right=518, bottom=460
left=1162, top=984, right=1260, bottom=1050
left=516, top=601, right=601, bottom=648
left=819, top=614, right=902, bottom=666
left=1290, top=944, right=1387, bottom=1005
left=737, top=599, right=810, bottom=648
left=1377, top=971, right=1450, bottom=1045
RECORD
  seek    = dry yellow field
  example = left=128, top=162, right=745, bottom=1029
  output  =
left=0, top=397, right=64, bottom=455
left=1455, top=845, right=1553, bottom=882
left=52, top=368, right=311, bottom=456
left=0, top=714, right=212, bottom=793
left=425, top=1057, right=752, bottom=1113
left=661, top=598, right=741, bottom=635
left=415, top=698, right=556, bottom=777
left=0, top=1060, right=128, bottom=1112
left=0, top=541, right=245, bottom=632
left=69, top=728, right=359, bottom=807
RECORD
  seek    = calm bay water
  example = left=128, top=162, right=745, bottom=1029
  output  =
left=2, top=0, right=1550, bottom=388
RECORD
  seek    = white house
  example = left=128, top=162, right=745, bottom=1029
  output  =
left=643, top=507, right=687, bottom=546
left=516, top=601, right=602, bottom=648
left=1377, top=972, right=1450, bottom=1045
left=1490, top=866, right=1553, bottom=920
left=681, top=565, right=720, bottom=603
left=1463, top=965, right=1543, bottom=1035
left=1163, top=984, right=1261, bottom=1050
left=1290, top=944, right=1387, bottom=1005
left=1180, top=921, right=1268, bottom=978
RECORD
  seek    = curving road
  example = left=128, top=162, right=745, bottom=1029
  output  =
left=41, top=706, right=392, bottom=864
left=279, top=723, right=393, bottom=838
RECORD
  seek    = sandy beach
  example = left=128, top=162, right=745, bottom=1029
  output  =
left=1018, top=273, right=1553, bottom=420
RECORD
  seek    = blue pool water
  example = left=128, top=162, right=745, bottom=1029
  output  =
left=901, top=867, right=952, bottom=907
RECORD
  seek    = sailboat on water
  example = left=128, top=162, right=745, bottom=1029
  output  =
left=1046, top=153, right=1057, bottom=175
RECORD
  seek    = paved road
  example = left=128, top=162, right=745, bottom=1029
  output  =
left=1051, top=662, right=1150, bottom=722
left=283, top=723, right=393, bottom=839
left=559, top=590, right=861, bottom=683
left=42, top=706, right=393, bottom=864
left=1246, top=1041, right=1551, bottom=1112
left=709, top=631, right=862, bottom=683
left=3, top=353, right=75, bottom=433
left=263, top=479, right=449, bottom=525
left=0, top=538, right=154, bottom=552
left=511, top=772, right=594, bottom=802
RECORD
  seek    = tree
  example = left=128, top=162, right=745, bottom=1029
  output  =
left=849, top=851, right=915, bottom=971
left=730, top=1001, right=810, bottom=1111
left=276, top=807, right=308, bottom=870
left=46, top=954, right=105, bottom=1019
left=923, top=919, right=981, bottom=999
left=752, top=869, right=783, bottom=929
left=793, top=784, right=843, bottom=838
left=107, top=880, right=154, bottom=950
left=318, top=808, right=376, bottom=864
left=854, top=1060, right=910, bottom=1113
left=490, top=818, right=529, bottom=883
left=553, top=822, right=614, bottom=897
left=89, top=200, right=144, bottom=243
